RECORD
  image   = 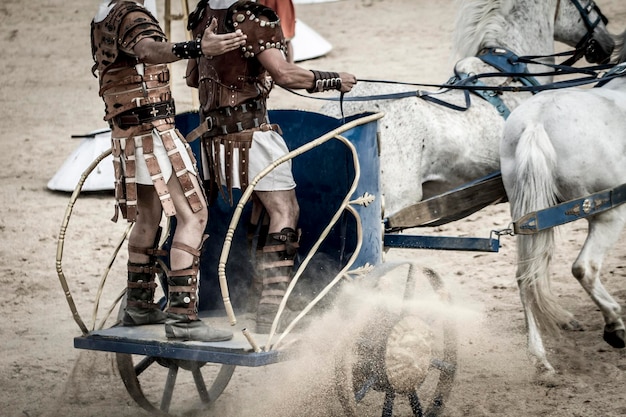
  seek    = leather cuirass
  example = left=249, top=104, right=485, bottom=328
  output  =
left=188, top=1, right=286, bottom=115
left=91, top=1, right=171, bottom=123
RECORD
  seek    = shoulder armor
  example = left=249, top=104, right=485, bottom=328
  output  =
left=91, top=2, right=165, bottom=76
left=188, top=0, right=210, bottom=31
left=119, top=9, right=166, bottom=52
left=227, top=1, right=286, bottom=58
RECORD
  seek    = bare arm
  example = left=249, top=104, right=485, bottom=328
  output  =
left=186, top=59, right=199, bottom=88
left=257, top=48, right=357, bottom=93
left=133, top=18, right=246, bottom=65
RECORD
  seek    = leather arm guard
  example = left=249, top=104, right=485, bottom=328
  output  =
left=307, top=70, right=343, bottom=93
left=172, top=38, right=203, bottom=59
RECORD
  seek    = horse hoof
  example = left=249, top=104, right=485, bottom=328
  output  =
left=603, top=329, right=626, bottom=348
left=534, top=365, right=557, bottom=386
left=536, top=372, right=557, bottom=387
left=561, top=319, right=582, bottom=331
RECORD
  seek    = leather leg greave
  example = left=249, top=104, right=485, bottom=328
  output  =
left=123, top=263, right=168, bottom=326
left=165, top=241, right=202, bottom=322
left=256, top=227, right=300, bottom=333
left=123, top=231, right=169, bottom=326
left=164, top=238, right=233, bottom=342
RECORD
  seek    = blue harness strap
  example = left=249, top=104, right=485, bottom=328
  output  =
left=595, top=62, right=626, bottom=88
left=451, top=48, right=542, bottom=119
left=513, top=183, right=626, bottom=235
left=453, top=74, right=511, bottom=118
left=477, top=48, right=542, bottom=88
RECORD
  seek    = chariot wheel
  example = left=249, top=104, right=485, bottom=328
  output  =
left=116, top=353, right=236, bottom=417
left=335, top=262, right=457, bottom=417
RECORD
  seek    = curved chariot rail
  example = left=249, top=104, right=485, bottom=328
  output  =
left=215, top=112, right=385, bottom=351
left=55, top=147, right=128, bottom=335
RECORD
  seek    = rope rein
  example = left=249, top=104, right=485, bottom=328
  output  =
left=281, top=50, right=621, bottom=117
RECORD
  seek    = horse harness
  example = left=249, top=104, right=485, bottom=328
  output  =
left=450, top=47, right=542, bottom=119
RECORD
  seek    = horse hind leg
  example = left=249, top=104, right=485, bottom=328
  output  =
left=572, top=210, right=626, bottom=349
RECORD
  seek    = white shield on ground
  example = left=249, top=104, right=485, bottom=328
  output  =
left=48, top=129, right=114, bottom=192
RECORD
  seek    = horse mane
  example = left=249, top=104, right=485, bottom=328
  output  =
left=452, top=0, right=513, bottom=59
left=613, top=29, right=626, bottom=63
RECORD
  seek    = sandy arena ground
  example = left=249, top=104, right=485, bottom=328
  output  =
left=2, top=0, right=626, bottom=416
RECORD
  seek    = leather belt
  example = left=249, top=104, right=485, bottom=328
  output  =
left=113, top=100, right=176, bottom=129
left=186, top=99, right=271, bottom=142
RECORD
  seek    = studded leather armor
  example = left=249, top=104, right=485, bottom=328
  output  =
left=91, top=1, right=172, bottom=127
left=187, top=0, right=286, bottom=116
left=185, top=1, right=287, bottom=201
left=90, top=2, right=203, bottom=222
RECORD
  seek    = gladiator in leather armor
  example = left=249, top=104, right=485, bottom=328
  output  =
left=91, top=2, right=171, bottom=123
left=91, top=1, right=203, bottom=222
left=186, top=0, right=286, bottom=200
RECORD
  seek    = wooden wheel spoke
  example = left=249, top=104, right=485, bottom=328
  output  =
left=408, top=391, right=424, bottom=417
left=116, top=353, right=236, bottom=416
left=160, top=364, right=179, bottom=412
left=191, top=366, right=211, bottom=404
left=382, top=390, right=396, bottom=417
left=135, top=356, right=157, bottom=376
left=354, top=375, right=377, bottom=402
left=430, top=358, right=456, bottom=374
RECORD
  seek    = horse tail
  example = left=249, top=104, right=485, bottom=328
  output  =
left=509, top=122, right=569, bottom=337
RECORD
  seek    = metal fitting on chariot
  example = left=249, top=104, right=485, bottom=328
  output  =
left=307, top=70, right=342, bottom=93
left=172, top=38, right=203, bottom=59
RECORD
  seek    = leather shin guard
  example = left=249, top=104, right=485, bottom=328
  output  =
left=256, top=227, right=300, bottom=333
left=164, top=238, right=233, bottom=342
left=123, top=230, right=168, bottom=326
left=165, top=241, right=202, bottom=321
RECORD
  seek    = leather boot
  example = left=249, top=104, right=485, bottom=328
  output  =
left=123, top=262, right=168, bottom=325
left=164, top=240, right=233, bottom=342
left=256, top=227, right=300, bottom=334
left=123, top=230, right=169, bottom=326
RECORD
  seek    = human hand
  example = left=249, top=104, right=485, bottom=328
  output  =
left=339, top=72, right=357, bottom=93
left=200, top=18, right=247, bottom=56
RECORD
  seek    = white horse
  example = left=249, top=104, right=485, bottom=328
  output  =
left=500, top=31, right=626, bottom=375
left=322, top=0, right=614, bottom=219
